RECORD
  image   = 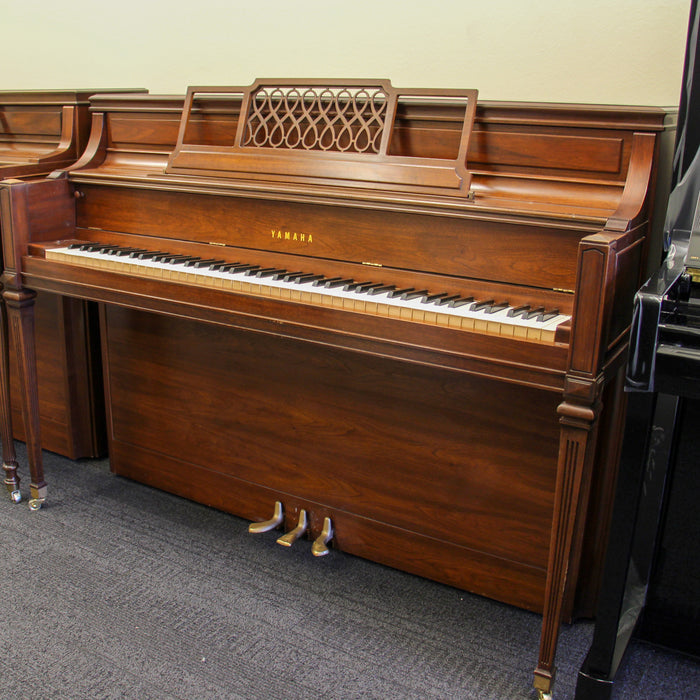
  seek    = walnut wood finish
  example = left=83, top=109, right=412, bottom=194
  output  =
left=0, top=91, right=142, bottom=462
left=0, top=83, right=673, bottom=697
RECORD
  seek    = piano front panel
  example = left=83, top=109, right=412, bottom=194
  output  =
left=102, top=304, right=561, bottom=612
left=74, top=183, right=585, bottom=293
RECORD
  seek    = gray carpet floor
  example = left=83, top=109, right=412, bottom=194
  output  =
left=1, top=443, right=699, bottom=700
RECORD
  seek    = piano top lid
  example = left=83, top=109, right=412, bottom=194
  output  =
left=0, top=89, right=146, bottom=107
left=0, top=89, right=149, bottom=172
left=165, top=79, right=479, bottom=199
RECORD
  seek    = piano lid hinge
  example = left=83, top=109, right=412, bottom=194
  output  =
left=553, top=287, right=575, bottom=294
left=209, top=241, right=226, bottom=246
left=362, top=261, right=383, bottom=267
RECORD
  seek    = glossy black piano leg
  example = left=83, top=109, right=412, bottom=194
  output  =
left=0, top=292, right=21, bottom=503
left=575, top=392, right=680, bottom=699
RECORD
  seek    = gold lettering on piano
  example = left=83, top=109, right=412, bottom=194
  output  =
left=271, top=229, right=313, bottom=244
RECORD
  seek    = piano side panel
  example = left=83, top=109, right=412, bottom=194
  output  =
left=101, top=305, right=562, bottom=612
left=7, top=292, right=104, bottom=459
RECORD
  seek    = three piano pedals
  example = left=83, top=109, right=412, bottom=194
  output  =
left=248, top=501, right=334, bottom=556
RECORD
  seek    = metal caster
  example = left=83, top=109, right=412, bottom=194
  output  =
left=537, top=691, right=553, bottom=700
left=28, top=498, right=44, bottom=511
left=10, top=490, right=21, bottom=504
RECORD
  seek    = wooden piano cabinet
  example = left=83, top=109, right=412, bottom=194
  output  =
left=0, top=84, right=674, bottom=698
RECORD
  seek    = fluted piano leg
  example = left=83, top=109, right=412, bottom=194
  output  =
left=3, top=287, right=45, bottom=511
left=534, top=397, right=601, bottom=698
left=0, top=292, right=21, bottom=503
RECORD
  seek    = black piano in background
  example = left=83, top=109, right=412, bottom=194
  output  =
left=576, top=1, right=700, bottom=696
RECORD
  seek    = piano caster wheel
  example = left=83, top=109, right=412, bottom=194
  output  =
left=276, top=509, right=308, bottom=547
left=311, top=517, right=334, bottom=557
left=537, top=690, right=553, bottom=700
left=10, top=490, right=21, bottom=504
left=248, top=501, right=284, bottom=534
left=28, top=498, right=45, bottom=512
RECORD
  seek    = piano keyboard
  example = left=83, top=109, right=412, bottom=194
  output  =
left=45, top=243, right=571, bottom=342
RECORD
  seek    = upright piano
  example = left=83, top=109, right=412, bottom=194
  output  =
left=0, top=89, right=143, bottom=502
left=0, top=81, right=672, bottom=697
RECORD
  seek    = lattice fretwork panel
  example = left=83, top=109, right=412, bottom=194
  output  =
left=242, top=86, right=389, bottom=154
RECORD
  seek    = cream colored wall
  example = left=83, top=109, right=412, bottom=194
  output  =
left=0, top=0, right=692, bottom=106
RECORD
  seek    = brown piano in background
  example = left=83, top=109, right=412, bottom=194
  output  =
left=0, top=89, right=144, bottom=501
left=0, top=81, right=673, bottom=697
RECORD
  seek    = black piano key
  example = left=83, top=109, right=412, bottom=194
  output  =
left=153, top=253, right=188, bottom=263
left=507, top=305, right=530, bottom=318
left=536, top=309, right=560, bottom=322
left=323, top=278, right=354, bottom=288
left=135, top=250, right=168, bottom=259
left=210, top=261, right=241, bottom=271
left=355, top=282, right=385, bottom=294
left=470, top=299, right=495, bottom=312
left=449, top=296, right=475, bottom=308
left=524, top=307, right=546, bottom=320
left=388, top=287, right=415, bottom=298
left=254, top=268, right=286, bottom=278
left=368, top=285, right=396, bottom=296
left=117, top=248, right=148, bottom=257
left=401, top=289, right=429, bottom=300
left=315, top=276, right=343, bottom=287
left=295, top=274, right=325, bottom=284
left=281, top=271, right=307, bottom=282
left=86, top=243, right=112, bottom=252
left=183, top=257, right=206, bottom=266
left=228, top=264, right=260, bottom=274
left=291, top=273, right=320, bottom=284
left=484, top=302, right=510, bottom=315
left=344, top=281, right=373, bottom=291
left=421, top=292, right=449, bottom=304
left=435, top=294, right=462, bottom=306
left=99, top=245, right=124, bottom=254
left=191, top=259, right=226, bottom=269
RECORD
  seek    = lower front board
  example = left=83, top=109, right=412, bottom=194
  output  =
left=100, top=305, right=562, bottom=612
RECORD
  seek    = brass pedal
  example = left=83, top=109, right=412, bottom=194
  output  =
left=311, top=517, right=333, bottom=557
left=248, top=501, right=284, bottom=534
left=276, top=509, right=308, bottom=547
